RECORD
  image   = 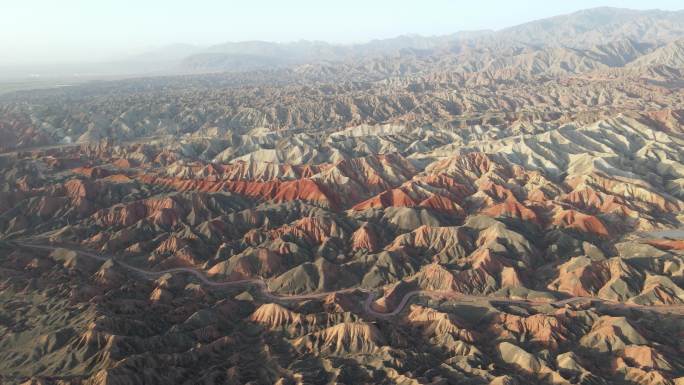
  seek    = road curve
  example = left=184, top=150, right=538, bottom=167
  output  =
left=13, top=242, right=684, bottom=317
left=16, top=242, right=363, bottom=303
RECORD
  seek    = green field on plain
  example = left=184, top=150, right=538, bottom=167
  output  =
left=0, top=80, right=79, bottom=95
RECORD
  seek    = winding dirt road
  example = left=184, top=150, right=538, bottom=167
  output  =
left=13, top=242, right=684, bottom=317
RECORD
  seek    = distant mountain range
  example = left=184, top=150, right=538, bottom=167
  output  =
left=158, top=7, right=684, bottom=73
left=4, top=7, right=683, bottom=82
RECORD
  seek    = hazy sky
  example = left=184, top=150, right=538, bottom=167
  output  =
left=2, top=0, right=683, bottom=65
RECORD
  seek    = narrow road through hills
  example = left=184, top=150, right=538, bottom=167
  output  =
left=13, top=242, right=684, bottom=317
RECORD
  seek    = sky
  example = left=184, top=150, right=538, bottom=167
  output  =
left=1, top=0, right=683, bottom=65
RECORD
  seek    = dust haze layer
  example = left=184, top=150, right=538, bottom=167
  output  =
left=2, top=7, right=684, bottom=385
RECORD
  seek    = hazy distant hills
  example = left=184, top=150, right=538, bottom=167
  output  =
left=174, top=7, right=684, bottom=73
left=497, top=7, right=684, bottom=47
left=630, top=38, right=684, bottom=67
left=177, top=34, right=481, bottom=72
left=3, top=7, right=684, bottom=82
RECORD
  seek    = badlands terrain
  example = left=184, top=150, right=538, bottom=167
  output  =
left=2, top=7, right=684, bottom=385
